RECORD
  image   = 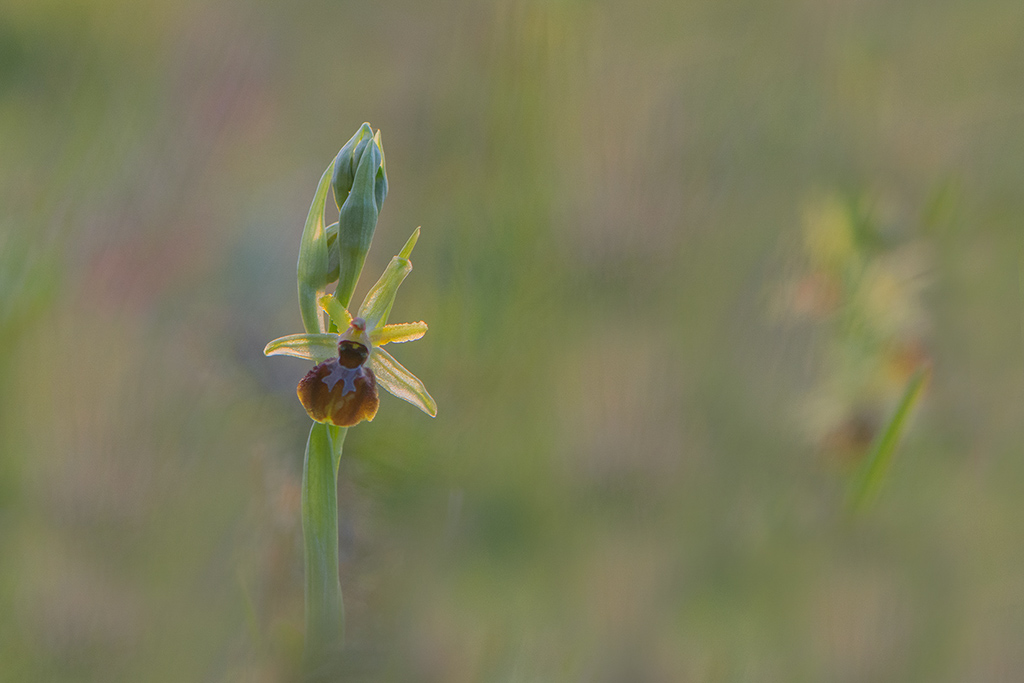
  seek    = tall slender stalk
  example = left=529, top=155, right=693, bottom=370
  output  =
left=301, top=423, right=347, bottom=675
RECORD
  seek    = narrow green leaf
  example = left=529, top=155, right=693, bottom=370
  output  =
left=848, top=367, right=929, bottom=512
left=298, top=161, right=337, bottom=334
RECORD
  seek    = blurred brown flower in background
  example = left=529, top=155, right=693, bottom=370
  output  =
left=781, top=193, right=932, bottom=466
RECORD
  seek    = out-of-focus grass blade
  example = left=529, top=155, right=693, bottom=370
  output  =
left=848, top=367, right=929, bottom=513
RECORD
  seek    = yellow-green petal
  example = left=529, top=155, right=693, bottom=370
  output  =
left=264, top=333, right=339, bottom=362
left=318, top=294, right=352, bottom=331
left=368, top=346, right=437, bottom=417
left=357, top=228, right=419, bottom=331
left=371, top=321, right=427, bottom=346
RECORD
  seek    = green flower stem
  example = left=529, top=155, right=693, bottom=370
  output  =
left=301, top=421, right=348, bottom=673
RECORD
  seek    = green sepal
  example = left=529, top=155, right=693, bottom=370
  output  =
left=264, top=333, right=338, bottom=362
left=297, top=160, right=337, bottom=334
left=398, top=226, right=419, bottom=259
left=357, top=228, right=418, bottom=331
left=368, top=346, right=437, bottom=417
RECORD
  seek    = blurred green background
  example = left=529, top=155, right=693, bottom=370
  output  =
left=2, top=0, right=1023, bottom=680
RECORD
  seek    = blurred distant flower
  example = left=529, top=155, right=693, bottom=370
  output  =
left=781, top=194, right=931, bottom=464
left=265, top=228, right=436, bottom=427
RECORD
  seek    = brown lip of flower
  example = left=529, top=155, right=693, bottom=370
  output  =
left=297, top=340, right=379, bottom=427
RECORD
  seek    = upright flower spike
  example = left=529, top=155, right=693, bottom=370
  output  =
left=270, top=129, right=423, bottom=674
left=266, top=227, right=437, bottom=426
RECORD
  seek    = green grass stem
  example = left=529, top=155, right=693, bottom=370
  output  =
left=847, top=367, right=929, bottom=513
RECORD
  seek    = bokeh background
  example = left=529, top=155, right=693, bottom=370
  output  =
left=2, top=0, right=1023, bottom=680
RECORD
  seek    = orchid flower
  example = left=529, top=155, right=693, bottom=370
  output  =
left=264, top=227, right=437, bottom=426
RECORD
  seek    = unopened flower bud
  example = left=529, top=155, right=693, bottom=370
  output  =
left=333, top=124, right=388, bottom=308
left=331, top=123, right=374, bottom=205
